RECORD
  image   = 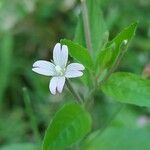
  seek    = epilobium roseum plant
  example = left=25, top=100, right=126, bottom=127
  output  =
left=30, top=1, right=141, bottom=149
left=32, top=43, right=85, bottom=94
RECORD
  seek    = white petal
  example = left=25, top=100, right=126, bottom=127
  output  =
left=65, top=63, right=84, bottom=78
left=65, top=70, right=83, bottom=78
left=49, top=77, right=58, bottom=95
left=32, top=60, right=55, bottom=76
left=49, top=77, right=65, bottom=94
left=61, top=45, right=68, bottom=68
left=57, top=77, right=65, bottom=93
left=53, top=43, right=61, bottom=66
left=66, top=63, right=85, bottom=71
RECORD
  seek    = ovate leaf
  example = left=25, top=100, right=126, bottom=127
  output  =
left=43, top=103, right=92, bottom=150
left=102, top=72, right=150, bottom=107
left=61, top=39, right=94, bottom=70
left=83, top=128, right=150, bottom=150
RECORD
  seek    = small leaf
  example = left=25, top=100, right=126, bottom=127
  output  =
left=102, top=72, right=150, bottom=107
left=96, top=22, right=137, bottom=74
left=61, top=39, right=94, bottom=70
left=43, top=103, right=92, bottom=150
left=83, top=128, right=150, bottom=150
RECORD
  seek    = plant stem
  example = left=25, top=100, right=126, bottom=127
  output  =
left=23, top=87, right=41, bottom=143
left=81, top=0, right=92, bottom=52
left=81, top=0, right=97, bottom=98
left=66, top=79, right=83, bottom=104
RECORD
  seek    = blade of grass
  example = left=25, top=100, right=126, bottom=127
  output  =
left=23, top=87, right=41, bottom=143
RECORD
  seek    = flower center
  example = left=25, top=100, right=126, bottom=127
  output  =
left=55, top=65, right=64, bottom=76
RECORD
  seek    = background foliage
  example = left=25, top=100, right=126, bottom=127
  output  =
left=0, top=0, right=150, bottom=149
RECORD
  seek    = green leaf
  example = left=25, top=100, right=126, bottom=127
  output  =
left=1, top=143, right=39, bottom=150
left=102, top=72, right=150, bottom=107
left=107, top=22, right=137, bottom=47
left=74, top=0, right=108, bottom=56
left=96, top=22, right=137, bottom=73
left=43, top=103, right=92, bottom=150
left=83, top=128, right=150, bottom=150
left=61, top=39, right=94, bottom=70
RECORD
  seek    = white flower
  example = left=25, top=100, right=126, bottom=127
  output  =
left=32, top=43, right=85, bottom=95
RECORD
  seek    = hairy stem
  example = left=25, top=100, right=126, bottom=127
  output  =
left=81, top=0, right=92, bottom=52
left=81, top=0, right=97, bottom=99
left=66, top=79, right=83, bottom=104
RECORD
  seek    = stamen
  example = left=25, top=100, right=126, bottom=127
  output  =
left=55, top=65, right=64, bottom=76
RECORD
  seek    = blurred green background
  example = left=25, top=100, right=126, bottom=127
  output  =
left=0, top=0, right=150, bottom=149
